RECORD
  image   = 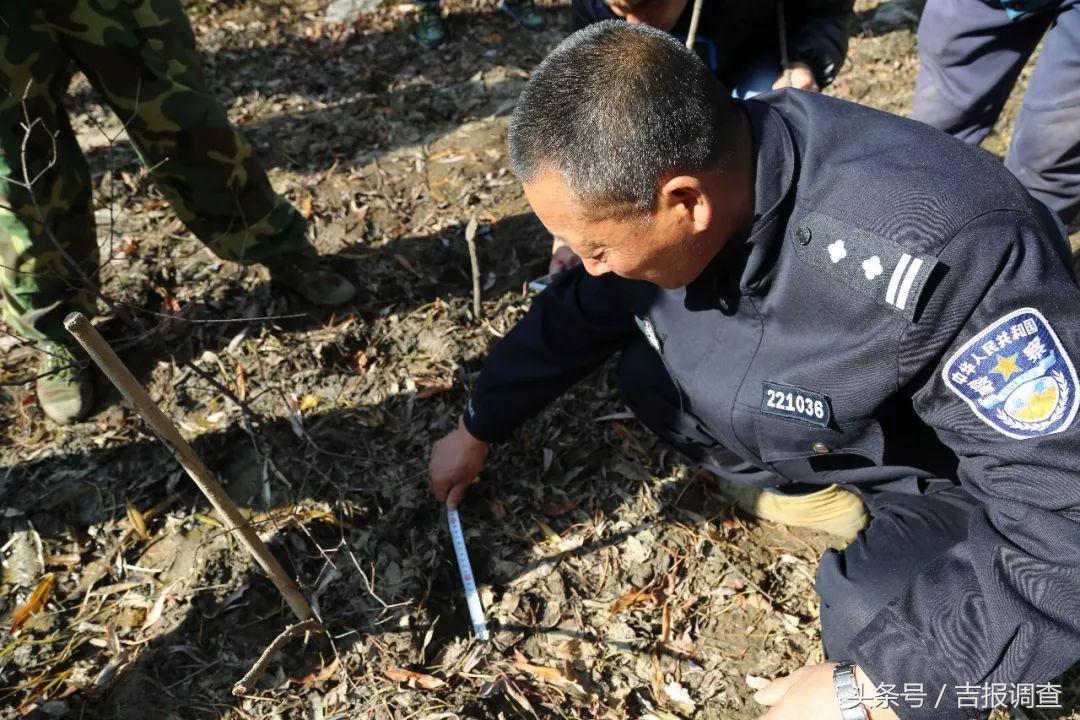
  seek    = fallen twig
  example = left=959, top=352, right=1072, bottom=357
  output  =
left=685, top=0, right=704, bottom=48
left=232, top=619, right=325, bottom=695
left=465, top=216, right=482, bottom=320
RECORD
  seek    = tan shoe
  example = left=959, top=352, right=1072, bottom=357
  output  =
left=36, top=342, right=94, bottom=424
left=714, top=480, right=869, bottom=541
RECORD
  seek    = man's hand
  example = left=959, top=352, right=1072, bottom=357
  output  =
left=753, top=663, right=899, bottom=719
left=772, top=62, right=820, bottom=92
left=428, top=416, right=488, bottom=508
left=549, top=237, right=582, bottom=275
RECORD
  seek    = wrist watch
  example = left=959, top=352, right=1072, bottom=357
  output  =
left=833, top=661, right=870, bottom=720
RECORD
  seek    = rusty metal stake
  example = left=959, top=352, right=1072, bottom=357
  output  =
left=64, top=312, right=314, bottom=623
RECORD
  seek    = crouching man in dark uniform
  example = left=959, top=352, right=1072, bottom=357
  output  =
left=428, top=22, right=1080, bottom=720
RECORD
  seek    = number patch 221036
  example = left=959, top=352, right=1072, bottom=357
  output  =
left=760, top=382, right=832, bottom=428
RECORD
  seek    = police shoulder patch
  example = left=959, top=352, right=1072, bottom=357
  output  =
left=790, top=211, right=938, bottom=321
left=943, top=308, right=1078, bottom=439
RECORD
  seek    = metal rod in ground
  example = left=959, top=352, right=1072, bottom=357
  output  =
left=63, top=312, right=314, bottom=624
left=778, top=2, right=791, bottom=85
left=685, top=0, right=704, bottom=48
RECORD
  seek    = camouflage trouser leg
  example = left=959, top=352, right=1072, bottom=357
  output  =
left=0, top=6, right=98, bottom=344
left=41, top=0, right=308, bottom=264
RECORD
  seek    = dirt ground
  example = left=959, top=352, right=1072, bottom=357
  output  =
left=2, top=0, right=1079, bottom=718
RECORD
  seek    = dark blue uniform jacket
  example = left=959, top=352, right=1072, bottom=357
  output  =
left=464, top=91, right=1080, bottom=719
left=572, top=0, right=854, bottom=88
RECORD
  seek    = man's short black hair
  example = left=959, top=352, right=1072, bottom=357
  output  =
left=508, top=20, right=743, bottom=218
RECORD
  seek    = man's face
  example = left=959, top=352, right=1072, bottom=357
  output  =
left=606, top=0, right=688, bottom=31
left=523, top=170, right=703, bottom=289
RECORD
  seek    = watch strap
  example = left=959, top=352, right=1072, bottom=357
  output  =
left=833, top=661, right=870, bottom=720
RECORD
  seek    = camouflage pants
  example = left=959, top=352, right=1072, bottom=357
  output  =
left=0, top=0, right=307, bottom=343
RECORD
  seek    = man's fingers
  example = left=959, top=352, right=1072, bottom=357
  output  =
left=549, top=257, right=573, bottom=275
left=446, top=482, right=469, bottom=509
left=752, top=672, right=801, bottom=706
left=428, top=453, right=446, bottom=500
left=790, top=67, right=818, bottom=92
left=430, top=478, right=447, bottom=502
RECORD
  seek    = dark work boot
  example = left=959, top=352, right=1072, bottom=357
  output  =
left=263, top=252, right=356, bottom=307
left=414, top=3, right=447, bottom=48
left=500, top=0, right=545, bottom=30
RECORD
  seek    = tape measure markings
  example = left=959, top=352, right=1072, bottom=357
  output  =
left=447, top=508, right=489, bottom=642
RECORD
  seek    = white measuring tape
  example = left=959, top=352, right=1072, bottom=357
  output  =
left=447, top=508, right=490, bottom=641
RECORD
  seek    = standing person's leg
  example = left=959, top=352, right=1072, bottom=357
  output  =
left=41, top=0, right=301, bottom=265
left=42, top=0, right=354, bottom=305
left=1005, top=3, right=1080, bottom=226
left=910, top=0, right=1052, bottom=145
left=0, top=4, right=97, bottom=423
left=0, top=6, right=97, bottom=344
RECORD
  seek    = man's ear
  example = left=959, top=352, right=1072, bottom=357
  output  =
left=657, top=174, right=712, bottom=233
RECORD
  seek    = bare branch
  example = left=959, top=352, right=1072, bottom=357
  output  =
left=232, top=619, right=325, bottom=695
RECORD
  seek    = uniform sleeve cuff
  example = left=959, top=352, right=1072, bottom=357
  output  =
left=850, top=611, right=972, bottom=720
left=462, top=398, right=504, bottom=444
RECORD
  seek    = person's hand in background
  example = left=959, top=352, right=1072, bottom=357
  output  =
left=773, top=62, right=820, bottom=92
left=549, top=236, right=582, bottom=275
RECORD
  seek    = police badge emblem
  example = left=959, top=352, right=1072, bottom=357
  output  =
left=943, top=308, right=1078, bottom=439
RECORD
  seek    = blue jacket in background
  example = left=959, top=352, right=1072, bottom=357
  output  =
left=572, top=0, right=855, bottom=88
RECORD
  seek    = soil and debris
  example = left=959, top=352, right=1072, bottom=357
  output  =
left=2, top=0, right=1078, bottom=718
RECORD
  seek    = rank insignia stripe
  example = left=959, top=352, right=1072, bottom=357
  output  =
left=942, top=308, right=1079, bottom=439
left=760, top=381, right=833, bottom=428
left=789, top=211, right=938, bottom=321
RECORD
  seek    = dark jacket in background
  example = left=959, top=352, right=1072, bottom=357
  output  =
left=572, top=0, right=855, bottom=88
